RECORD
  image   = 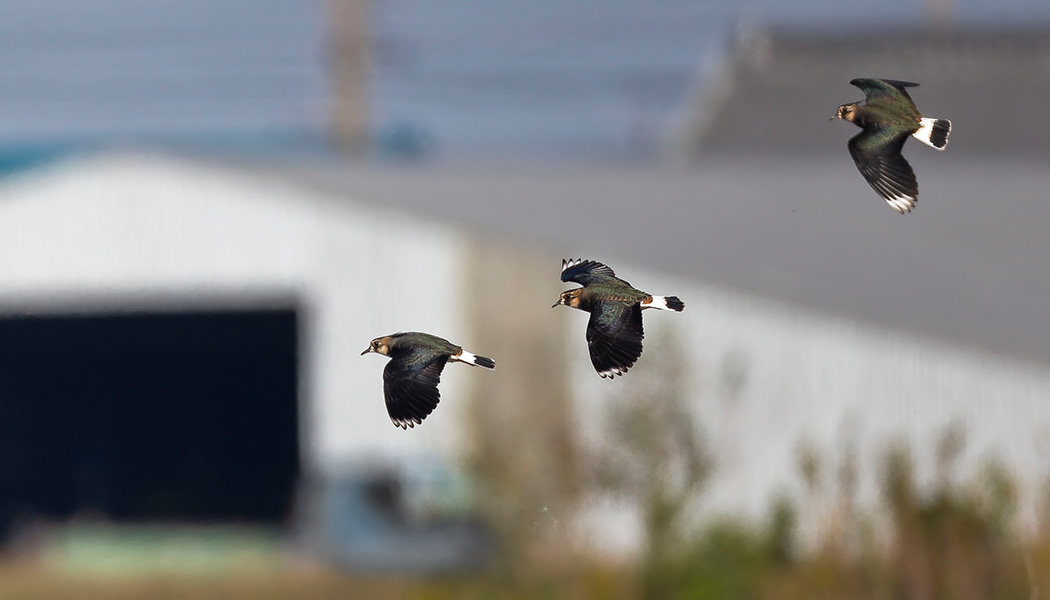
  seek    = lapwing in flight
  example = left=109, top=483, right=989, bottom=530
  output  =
left=362, top=332, right=495, bottom=429
left=553, top=259, right=684, bottom=379
left=833, top=78, right=951, bottom=214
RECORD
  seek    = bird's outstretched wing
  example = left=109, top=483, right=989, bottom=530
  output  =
left=383, top=354, right=448, bottom=429
left=561, top=259, right=622, bottom=286
left=850, top=78, right=918, bottom=105
left=848, top=129, right=919, bottom=214
left=586, top=301, right=644, bottom=379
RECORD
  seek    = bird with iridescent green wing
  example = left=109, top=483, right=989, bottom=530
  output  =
left=553, top=259, right=684, bottom=379
left=833, top=78, right=951, bottom=214
left=362, top=332, right=495, bottom=429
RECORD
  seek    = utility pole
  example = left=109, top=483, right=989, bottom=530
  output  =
left=926, top=0, right=954, bottom=30
left=328, top=0, right=369, bottom=151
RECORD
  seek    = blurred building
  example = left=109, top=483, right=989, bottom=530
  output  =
left=255, top=152, right=1050, bottom=555
left=0, top=153, right=572, bottom=572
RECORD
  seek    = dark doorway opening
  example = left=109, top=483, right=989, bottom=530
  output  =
left=0, top=309, right=299, bottom=533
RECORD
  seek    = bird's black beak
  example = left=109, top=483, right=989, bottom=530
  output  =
left=361, top=348, right=371, bottom=355
left=552, top=300, right=561, bottom=308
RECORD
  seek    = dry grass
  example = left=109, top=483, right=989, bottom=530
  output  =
left=0, top=563, right=638, bottom=600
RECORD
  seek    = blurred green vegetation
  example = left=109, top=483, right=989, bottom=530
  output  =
left=3, top=428, right=1048, bottom=599
left=456, top=325, right=1048, bottom=599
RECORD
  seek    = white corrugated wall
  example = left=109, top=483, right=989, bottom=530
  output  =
left=0, top=153, right=471, bottom=474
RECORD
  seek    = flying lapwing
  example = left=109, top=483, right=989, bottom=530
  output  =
left=553, top=259, right=684, bottom=379
left=833, top=78, right=951, bottom=214
left=362, top=332, right=495, bottom=429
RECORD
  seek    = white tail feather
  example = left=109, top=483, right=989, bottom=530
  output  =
left=642, top=295, right=685, bottom=312
left=453, top=350, right=496, bottom=369
left=912, top=117, right=951, bottom=150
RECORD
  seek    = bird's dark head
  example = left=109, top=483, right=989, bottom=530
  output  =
left=833, top=103, right=857, bottom=122
left=552, top=289, right=583, bottom=309
left=362, top=336, right=392, bottom=356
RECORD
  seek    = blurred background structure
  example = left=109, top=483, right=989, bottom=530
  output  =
left=1, top=0, right=1050, bottom=597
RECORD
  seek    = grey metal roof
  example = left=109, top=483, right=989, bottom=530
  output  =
left=0, top=0, right=329, bottom=144
left=368, top=2, right=1050, bottom=156
left=222, top=154, right=1050, bottom=367
left=680, top=26, right=1050, bottom=158
left=368, top=0, right=726, bottom=157
left=3, top=2, right=1049, bottom=157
